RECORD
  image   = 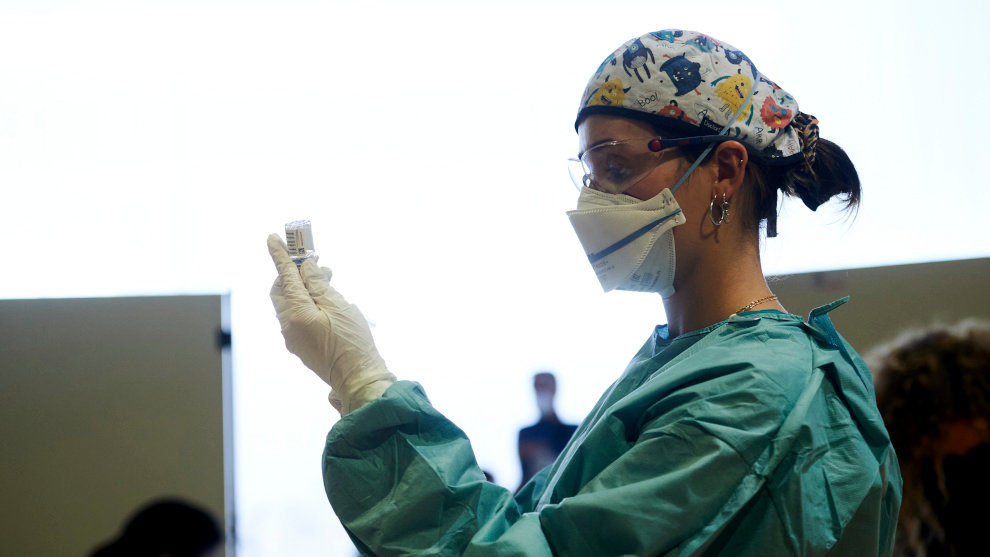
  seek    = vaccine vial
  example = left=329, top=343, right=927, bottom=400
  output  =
left=285, top=220, right=317, bottom=266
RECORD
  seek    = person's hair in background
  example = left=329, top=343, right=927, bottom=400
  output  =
left=89, top=498, right=223, bottom=557
left=868, top=320, right=990, bottom=557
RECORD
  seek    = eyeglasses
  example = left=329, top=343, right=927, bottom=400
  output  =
left=568, top=134, right=733, bottom=195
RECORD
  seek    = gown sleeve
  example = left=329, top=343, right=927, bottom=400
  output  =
left=324, top=363, right=806, bottom=557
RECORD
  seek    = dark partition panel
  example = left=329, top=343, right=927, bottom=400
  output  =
left=0, top=295, right=233, bottom=556
left=772, top=257, right=990, bottom=355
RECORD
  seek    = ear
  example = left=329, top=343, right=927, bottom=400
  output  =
left=713, top=140, right=748, bottom=200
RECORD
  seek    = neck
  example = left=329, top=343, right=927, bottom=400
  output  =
left=661, top=237, right=785, bottom=337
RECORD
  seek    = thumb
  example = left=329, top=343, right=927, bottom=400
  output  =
left=268, top=233, right=313, bottom=308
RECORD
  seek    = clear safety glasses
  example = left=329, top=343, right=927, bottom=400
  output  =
left=567, top=134, right=734, bottom=195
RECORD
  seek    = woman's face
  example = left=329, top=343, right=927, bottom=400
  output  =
left=576, top=114, right=726, bottom=290
left=576, top=115, right=715, bottom=205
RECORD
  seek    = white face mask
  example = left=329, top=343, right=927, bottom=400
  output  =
left=566, top=187, right=686, bottom=296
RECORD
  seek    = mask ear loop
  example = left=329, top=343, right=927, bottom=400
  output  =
left=669, top=71, right=761, bottom=195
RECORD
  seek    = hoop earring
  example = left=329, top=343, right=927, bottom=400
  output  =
left=709, top=193, right=730, bottom=227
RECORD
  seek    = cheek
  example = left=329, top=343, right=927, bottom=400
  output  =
left=624, top=181, right=661, bottom=201
left=672, top=183, right=718, bottom=238
left=627, top=158, right=691, bottom=201
left=671, top=180, right=704, bottom=215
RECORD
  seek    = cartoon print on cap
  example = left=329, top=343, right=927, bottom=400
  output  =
left=686, top=34, right=718, bottom=53
left=656, top=100, right=698, bottom=125
left=576, top=30, right=806, bottom=164
left=713, top=71, right=755, bottom=123
left=659, top=55, right=704, bottom=96
left=759, top=75, right=782, bottom=91
left=725, top=48, right=750, bottom=65
left=650, top=30, right=683, bottom=43
left=585, top=77, right=631, bottom=107
left=760, top=97, right=793, bottom=131
left=594, top=53, right=617, bottom=79
left=622, top=38, right=655, bottom=83
left=725, top=48, right=758, bottom=78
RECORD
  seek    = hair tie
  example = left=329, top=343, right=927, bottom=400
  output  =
left=788, top=111, right=830, bottom=211
left=791, top=111, right=820, bottom=165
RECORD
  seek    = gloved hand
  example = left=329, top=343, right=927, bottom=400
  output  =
left=267, top=234, right=395, bottom=415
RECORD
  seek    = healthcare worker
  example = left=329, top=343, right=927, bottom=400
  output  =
left=268, top=29, right=901, bottom=556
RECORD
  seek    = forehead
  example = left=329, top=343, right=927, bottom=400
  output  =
left=577, top=115, right=657, bottom=151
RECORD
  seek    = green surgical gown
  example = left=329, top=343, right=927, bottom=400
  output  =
left=324, top=300, right=902, bottom=556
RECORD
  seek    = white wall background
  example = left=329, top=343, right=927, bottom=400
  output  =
left=1, top=1, right=987, bottom=555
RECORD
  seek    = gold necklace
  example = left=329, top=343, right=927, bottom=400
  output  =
left=734, top=294, right=778, bottom=315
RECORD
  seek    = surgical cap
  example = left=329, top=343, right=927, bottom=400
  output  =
left=576, top=30, right=809, bottom=165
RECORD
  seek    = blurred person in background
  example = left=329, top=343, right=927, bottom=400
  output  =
left=517, top=372, right=578, bottom=490
left=89, top=498, right=222, bottom=557
left=870, top=319, right=990, bottom=557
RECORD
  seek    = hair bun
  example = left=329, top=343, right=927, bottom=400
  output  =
left=787, top=137, right=860, bottom=212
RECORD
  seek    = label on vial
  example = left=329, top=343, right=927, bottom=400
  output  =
left=286, top=229, right=309, bottom=255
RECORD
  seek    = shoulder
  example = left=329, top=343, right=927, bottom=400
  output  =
left=618, top=317, right=850, bottom=459
left=658, top=314, right=821, bottom=399
left=617, top=316, right=835, bottom=436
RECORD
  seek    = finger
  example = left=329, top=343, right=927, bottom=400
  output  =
left=300, top=258, right=348, bottom=307
left=299, top=258, right=328, bottom=295
left=267, top=233, right=295, bottom=275
left=267, top=233, right=313, bottom=305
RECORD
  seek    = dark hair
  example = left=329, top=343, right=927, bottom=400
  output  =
left=868, top=320, right=990, bottom=557
left=90, top=499, right=222, bottom=557
left=741, top=138, right=860, bottom=237
left=653, top=120, right=861, bottom=237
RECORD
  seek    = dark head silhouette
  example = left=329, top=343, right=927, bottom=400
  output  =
left=90, top=498, right=222, bottom=557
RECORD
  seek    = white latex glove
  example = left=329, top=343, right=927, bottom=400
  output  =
left=267, top=234, right=395, bottom=415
